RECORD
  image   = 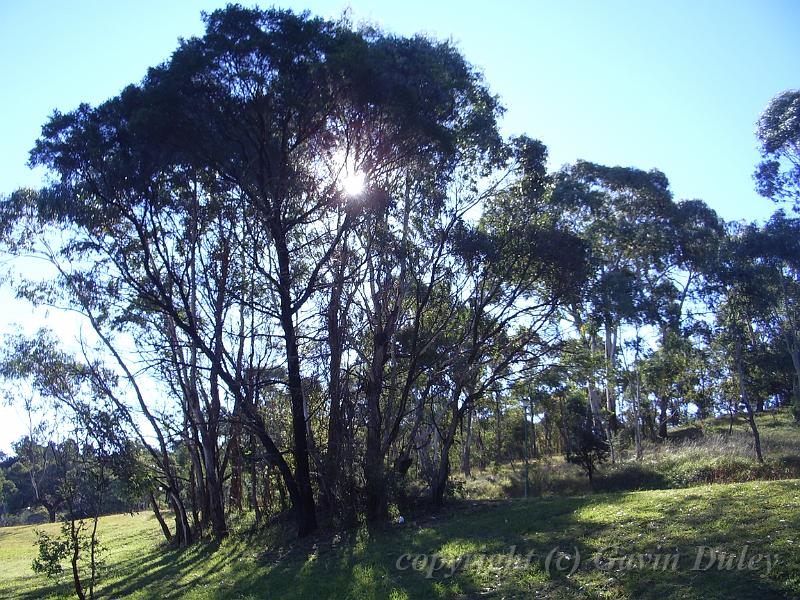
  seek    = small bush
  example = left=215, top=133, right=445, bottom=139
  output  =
left=595, top=461, right=667, bottom=492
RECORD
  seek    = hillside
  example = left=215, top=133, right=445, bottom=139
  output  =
left=2, top=478, right=798, bottom=599
left=450, top=408, right=800, bottom=500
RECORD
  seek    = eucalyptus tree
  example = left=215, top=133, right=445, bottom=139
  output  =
left=0, top=184, right=219, bottom=544
left=640, top=330, right=704, bottom=438
left=704, top=222, right=786, bottom=462
left=8, top=437, right=65, bottom=523
left=550, top=163, right=723, bottom=449
left=755, top=90, right=800, bottom=212
left=311, top=33, right=505, bottom=520
left=0, top=330, right=135, bottom=599
left=550, top=163, right=678, bottom=436
left=736, top=212, right=800, bottom=420
left=563, top=394, right=608, bottom=490
left=424, top=137, right=587, bottom=505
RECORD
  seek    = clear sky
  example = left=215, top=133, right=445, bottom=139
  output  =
left=0, top=0, right=797, bottom=452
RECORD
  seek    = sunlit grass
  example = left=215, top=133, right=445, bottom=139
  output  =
left=1, top=479, right=798, bottom=599
left=1, top=410, right=796, bottom=599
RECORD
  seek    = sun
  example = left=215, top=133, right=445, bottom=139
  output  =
left=330, top=146, right=367, bottom=197
left=341, top=171, right=366, bottom=197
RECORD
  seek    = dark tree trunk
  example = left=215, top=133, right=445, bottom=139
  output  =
left=187, top=458, right=199, bottom=532
left=198, top=435, right=226, bottom=539
left=735, top=341, right=764, bottom=463
left=604, top=319, right=619, bottom=434
left=324, top=250, right=347, bottom=509
left=250, top=437, right=262, bottom=525
left=364, top=393, right=387, bottom=521
left=274, top=232, right=317, bottom=537
left=229, top=431, right=244, bottom=513
left=790, top=346, right=800, bottom=421
left=44, top=503, right=57, bottom=524
left=364, top=316, right=392, bottom=521
left=431, top=388, right=466, bottom=506
left=168, top=490, right=193, bottom=547
left=186, top=438, right=205, bottom=533
left=658, top=398, right=669, bottom=439
left=495, top=394, right=503, bottom=462
left=69, top=518, right=86, bottom=600
left=431, top=413, right=460, bottom=506
left=149, top=491, right=172, bottom=543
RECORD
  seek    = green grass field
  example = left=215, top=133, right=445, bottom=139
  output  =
left=1, top=478, right=799, bottom=599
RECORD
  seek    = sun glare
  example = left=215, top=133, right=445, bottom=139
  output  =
left=341, top=171, right=366, bottom=197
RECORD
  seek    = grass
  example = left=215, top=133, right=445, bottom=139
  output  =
left=0, top=511, right=165, bottom=599
left=453, top=408, right=800, bottom=499
left=2, top=410, right=797, bottom=598
left=1, top=479, right=799, bottom=599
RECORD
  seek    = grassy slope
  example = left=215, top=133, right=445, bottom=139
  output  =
left=1, top=479, right=799, bottom=599
left=455, top=408, right=800, bottom=499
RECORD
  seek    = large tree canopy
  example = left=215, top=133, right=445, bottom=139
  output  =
left=10, top=5, right=509, bottom=538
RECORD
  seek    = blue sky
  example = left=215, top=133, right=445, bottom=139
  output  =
left=2, top=1, right=798, bottom=221
left=0, top=0, right=797, bottom=451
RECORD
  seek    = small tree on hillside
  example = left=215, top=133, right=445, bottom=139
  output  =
left=564, top=395, right=609, bottom=490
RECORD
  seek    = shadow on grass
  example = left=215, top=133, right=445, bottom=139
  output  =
left=15, top=482, right=796, bottom=600
left=3, top=577, right=69, bottom=600
left=99, top=538, right=231, bottom=599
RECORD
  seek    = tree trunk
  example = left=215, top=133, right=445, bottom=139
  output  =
left=735, top=340, right=764, bottom=463
left=364, top=317, right=393, bottom=521
left=476, top=426, right=486, bottom=469
left=229, top=431, right=243, bottom=513
left=364, top=376, right=385, bottom=521
left=587, top=334, right=604, bottom=430
left=69, top=519, right=86, bottom=600
left=324, top=245, right=349, bottom=510
left=529, top=400, right=538, bottom=459
left=788, top=344, right=800, bottom=422
left=658, top=398, right=669, bottom=439
left=44, top=502, right=57, bottom=524
left=273, top=231, right=317, bottom=537
left=168, top=490, right=193, bottom=547
left=431, top=415, right=459, bottom=506
left=187, top=452, right=201, bottom=533
left=250, top=437, right=262, bottom=526
left=634, top=370, right=643, bottom=460
left=461, top=407, right=473, bottom=477
left=604, top=320, right=619, bottom=433
left=364, top=370, right=386, bottom=520
left=149, top=491, right=172, bottom=543
left=495, top=394, right=503, bottom=462
left=431, top=389, right=466, bottom=506
left=198, top=429, right=226, bottom=539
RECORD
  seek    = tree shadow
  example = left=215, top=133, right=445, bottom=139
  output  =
left=13, top=482, right=795, bottom=599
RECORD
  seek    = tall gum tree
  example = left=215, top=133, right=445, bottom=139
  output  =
left=549, top=163, right=706, bottom=443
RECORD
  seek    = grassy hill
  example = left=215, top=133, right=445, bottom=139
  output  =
left=453, top=408, right=800, bottom=499
left=2, top=478, right=799, bottom=599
